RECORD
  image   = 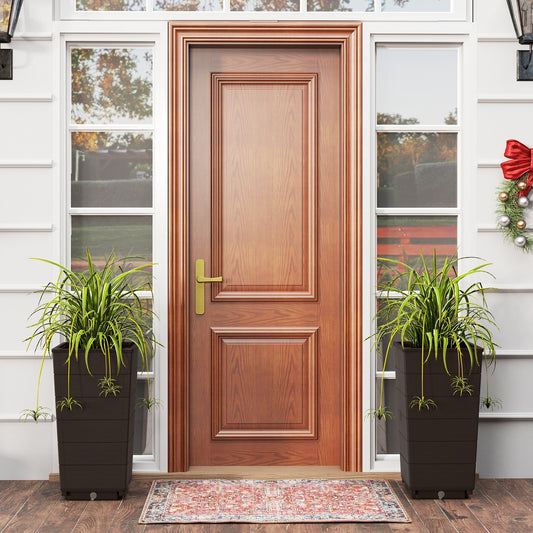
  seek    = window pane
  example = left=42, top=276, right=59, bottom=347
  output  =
left=71, top=48, right=153, bottom=124
left=307, top=0, right=373, bottom=12
left=375, top=298, right=398, bottom=372
left=0, top=2, right=8, bottom=33
left=155, top=0, right=222, bottom=9
left=231, top=0, right=298, bottom=11
left=377, top=216, right=457, bottom=279
left=375, top=379, right=399, bottom=454
left=377, top=132, right=456, bottom=208
left=71, top=216, right=152, bottom=272
left=377, top=48, right=457, bottom=125
left=76, top=0, right=146, bottom=9
left=134, top=380, right=154, bottom=455
left=71, top=132, right=152, bottom=208
left=382, top=0, right=450, bottom=11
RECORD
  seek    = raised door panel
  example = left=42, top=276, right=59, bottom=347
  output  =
left=211, top=73, right=317, bottom=301
left=211, top=327, right=318, bottom=439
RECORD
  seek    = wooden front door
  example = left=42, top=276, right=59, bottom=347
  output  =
left=169, top=23, right=362, bottom=471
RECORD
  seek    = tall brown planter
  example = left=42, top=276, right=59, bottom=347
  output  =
left=52, top=342, right=138, bottom=500
left=393, top=342, right=482, bottom=499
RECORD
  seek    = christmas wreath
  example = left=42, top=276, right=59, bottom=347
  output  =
left=497, top=139, right=532, bottom=251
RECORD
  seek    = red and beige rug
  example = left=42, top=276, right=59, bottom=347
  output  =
left=139, top=479, right=411, bottom=524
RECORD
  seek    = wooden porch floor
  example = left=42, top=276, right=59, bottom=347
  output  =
left=1, top=478, right=533, bottom=532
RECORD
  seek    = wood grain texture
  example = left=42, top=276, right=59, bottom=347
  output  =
left=4, top=479, right=533, bottom=532
left=211, top=73, right=317, bottom=300
left=106, top=480, right=152, bottom=533
left=1, top=481, right=60, bottom=532
left=71, top=499, right=123, bottom=533
left=37, top=499, right=89, bottom=533
left=169, top=22, right=362, bottom=472
left=463, top=479, right=533, bottom=533
left=211, top=328, right=317, bottom=439
left=0, top=480, right=43, bottom=530
left=190, top=44, right=340, bottom=466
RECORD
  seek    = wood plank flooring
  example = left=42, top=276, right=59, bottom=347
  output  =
left=1, top=478, right=533, bottom=532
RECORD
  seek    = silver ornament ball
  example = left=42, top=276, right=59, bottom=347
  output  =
left=498, top=215, right=511, bottom=227
left=514, top=235, right=527, bottom=247
left=518, top=196, right=530, bottom=208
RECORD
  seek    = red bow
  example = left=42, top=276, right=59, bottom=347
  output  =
left=501, top=139, right=533, bottom=197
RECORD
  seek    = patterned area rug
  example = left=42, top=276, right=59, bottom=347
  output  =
left=139, top=479, right=411, bottom=523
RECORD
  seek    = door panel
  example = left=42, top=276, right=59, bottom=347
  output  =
left=211, top=73, right=317, bottom=300
left=190, top=45, right=341, bottom=466
left=211, top=327, right=318, bottom=439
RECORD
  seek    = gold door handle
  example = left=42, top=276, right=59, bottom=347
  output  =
left=195, top=259, right=222, bottom=315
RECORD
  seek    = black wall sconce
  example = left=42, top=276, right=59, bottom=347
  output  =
left=0, top=0, right=25, bottom=80
left=506, top=0, right=533, bottom=80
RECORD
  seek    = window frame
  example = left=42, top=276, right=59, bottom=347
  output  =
left=61, top=28, right=169, bottom=473
left=364, top=31, right=472, bottom=473
left=56, top=0, right=469, bottom=21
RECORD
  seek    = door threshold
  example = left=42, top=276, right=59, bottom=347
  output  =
left=131, top=467, right=401, bottom=481
left=49, top=467, right=401, bottom=483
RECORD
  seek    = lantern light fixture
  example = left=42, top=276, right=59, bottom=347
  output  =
left=506, top=0, right=533, bottom=80
left=0, top=0, right=25, bottom=80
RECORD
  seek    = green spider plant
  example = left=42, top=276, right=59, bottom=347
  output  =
left=25, top=250, right=160, bottom=417
left=369, top=252, right=499, bottom=420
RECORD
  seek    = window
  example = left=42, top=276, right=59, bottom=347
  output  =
left=64, top=0, right=464, bottom=15
left=374, top=44, right=460, bottom=457
left=68, top=44, right=155, bottom=456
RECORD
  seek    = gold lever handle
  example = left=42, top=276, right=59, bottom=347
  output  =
left=195, top=259, right=222, bottom=315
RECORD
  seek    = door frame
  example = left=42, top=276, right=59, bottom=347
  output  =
left=168, top=21, right=362, bottom=472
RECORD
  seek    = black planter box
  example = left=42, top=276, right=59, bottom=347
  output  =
left=393, top=342, right=482, bottom=499
left=52, top=342, right=138, bottom=500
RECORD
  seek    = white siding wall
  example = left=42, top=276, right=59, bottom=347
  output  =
left=474, top=0, right=533, bottom=478
left=0, top=0, right=58, bottom=479
left=0, top=0, right=531, bottom=479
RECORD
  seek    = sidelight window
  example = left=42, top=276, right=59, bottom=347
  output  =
left=68, top=44, right=155, bottom=456
left=373, top=44, right=460, bottom=459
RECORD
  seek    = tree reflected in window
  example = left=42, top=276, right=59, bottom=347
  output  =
left=74, top=0, right=442, bottom=11
left=72, top=48, right=152, bottom=124
left=230, top=0, right=298, bottom=11
left=1, top=1, right=10, bottom=32
left=76, top=0, right=146, bottom=9
left=155, top=0, right=222, bottom=10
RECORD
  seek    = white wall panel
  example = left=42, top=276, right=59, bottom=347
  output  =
left=0, top=422, right=56, bottom=480
left=477, top=104, right=533, bottom=162
left=474, top=167, right=505, bottom=227
left=475, top=0, right=513, bottom=35
left=478, top=42, right=533, bottom=96
left=472, top=236, right=533, bottom=282
left=0, top=103, right=53, bottom=160
left=4, top=41, right=53, bottom=95
left=16, top=0, right=54, bottom=35
left=478, top=422, right=533, bottom=478
left=0, top=233, right=55, bottom=285
left=481, top=358, right=533, bottom=413
left=0, top=293, right=43, bottom=352
left=0, top=359, right=54, bottom=417
left=486, top=293, right=533, bottom=350
left=0, top=169, right=53, bottom=225
left=474, top=0, right=533, bottom=478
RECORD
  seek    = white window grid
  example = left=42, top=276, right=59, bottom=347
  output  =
left=371, top=40, right=463, bottom=463
left=57, top=0, right=469, bottom=21
left=65, top=40, right=161, bottom=461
